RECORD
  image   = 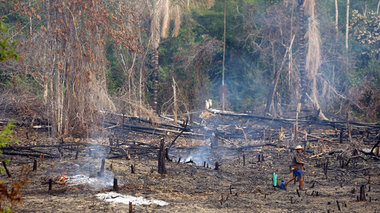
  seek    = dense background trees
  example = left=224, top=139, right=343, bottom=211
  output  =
left=0, top=0, right=379, bottom=137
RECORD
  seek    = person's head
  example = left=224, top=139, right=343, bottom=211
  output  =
left=295, top=145, right=303, bottom=153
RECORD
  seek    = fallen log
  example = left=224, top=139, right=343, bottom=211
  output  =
left=296, top=130, right=335, bottom=143
left=1, top=151, right=58, bottom=158
left=101, top=110, right=190, bottom=130
left=207, top=108, right=380, bottom=129
left=105, top=121, right=204, bottom=138
left=359, top=141, right=380, bottom=159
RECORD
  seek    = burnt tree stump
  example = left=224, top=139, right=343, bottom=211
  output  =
left=129, top=202, right=132, bottom=213
left=33, top=159, right=37, bottom=171
left=131, top=165, right=135, bottom=174
left=215, top=162, right=219, bottom=170
left=336, top=200, right=341, bottom=211
left=48, top=179, right=53, bottom=190
left=323, top=160, right=329, bottom=179
left=359, top=185, right=366, bottom=201
left=165, top=148, right=172, bottom=161
left=113, top=178, right=118, bottom=191
left=75, top=150, right=79, bottom=160
left=158, top=138, right=167, bottom=174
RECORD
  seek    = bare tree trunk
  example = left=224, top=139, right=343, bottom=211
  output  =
left=298, top=0, right=307, bottom=106
left=152, top=47, right=159, bottom=113
left=129, top=52, right=137, bottom=116
left=49, top=67, right=54, bottom=136
left=221, top=0, right=227, bottom=111
left=139, top=49, right=148, bottom=117
left=172, top=77, right=178, bottom=123
left=265, top=36, right=295, bottom=116
left=346, top=0, right=350, bottom=50
left=377, top=0, right=380, bottom=15
left=335, top=0, right=339, bottom=33
left=29, top=0, right=32, bottom=35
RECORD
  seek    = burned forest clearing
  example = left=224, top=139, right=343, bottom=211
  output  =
left=1, top=0, right=380, bottom=212
left=1, top=110, right=379, bottom=213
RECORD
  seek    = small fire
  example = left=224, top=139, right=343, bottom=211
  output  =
left=58, top=173, right=68, bottom=183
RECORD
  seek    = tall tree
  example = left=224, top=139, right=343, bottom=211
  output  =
left=304, top=0, right=328, bottom=120
left=298, top=0, right=308, bottom=106
left=346, top=0, right=350, bottom=50
left=19, top=0, right=141, bottom=137
left=221, top=0, right=227, bottom=111
left=335, top=0, right=339, bottom=33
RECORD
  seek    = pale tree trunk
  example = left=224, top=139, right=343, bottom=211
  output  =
left=172, top=77, right=178, bottom=123
left=29, top=0, right=32, bottom=35
left=305, top=0, right=328, bottom=120
left=377, top=0, right=379, bottom=15
left=152, top=47, right=159, bottom=113
left=139, top=64, right=143, bottom=116
left=139, top=46, right=148, bottom=117
left=346, top=0, right=350, bottom=50
left=129, top=52, right=137, bottom=116
left=49, top=72, right=54, bottom=136
left=332, top=0, right=339, bottom=105
left=345, top=0, right=350, bottom=75
left=335, top=0, right=339, bottom=33
left=221, top=0, right=226, bottom=111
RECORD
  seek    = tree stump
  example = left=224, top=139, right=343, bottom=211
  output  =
left=215, top=162, right=219, bottom=170
left=48, top=179, right=53, bottom=191
left=158, top=138, right=167, bottom=174
left=113, top=178, right=118, bottom=191
left=359, top=185, right=366, bottom=201
left=33, top=159, right=37, bottom=171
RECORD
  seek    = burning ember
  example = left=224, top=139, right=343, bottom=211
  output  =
left=58, top=174, right=68, bottom=183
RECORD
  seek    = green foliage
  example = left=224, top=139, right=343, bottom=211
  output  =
left=0, top=121, right=18, bottom=156
left=0, top=121, right=25, bottom=213
left=350, top=10, right=380, bottom=58
left=0, top=17, right=19, bottom=62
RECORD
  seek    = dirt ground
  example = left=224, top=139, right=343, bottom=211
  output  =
left=1, top=126, right=380, bottom=213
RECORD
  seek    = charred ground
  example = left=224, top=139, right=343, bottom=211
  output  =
left=1, top=111, right=380, bottom=213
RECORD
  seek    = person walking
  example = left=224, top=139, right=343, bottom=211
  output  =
left=283, top=145, right=306, bottom=190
